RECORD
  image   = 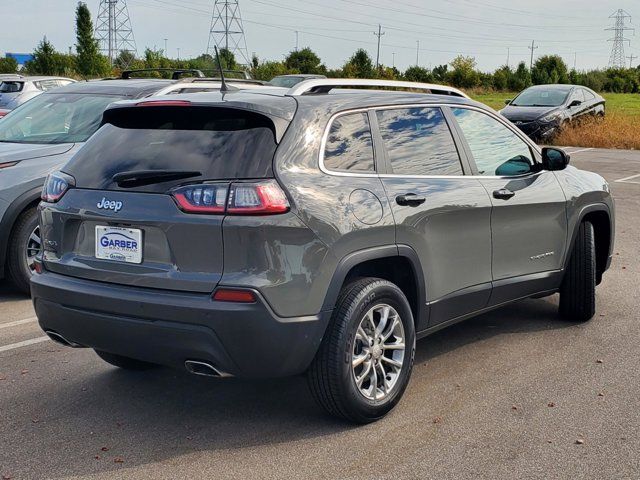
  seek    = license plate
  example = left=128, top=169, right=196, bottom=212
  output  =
left=95, top=226, right=143, bottom=264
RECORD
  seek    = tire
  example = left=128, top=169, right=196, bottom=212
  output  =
left=559, top=221, right=596, bottom=322
left=95, top=350, right=157, bottom=370
left=6, top=207, right=40, bottom=294
left=307, top=277, right=416, bottom=423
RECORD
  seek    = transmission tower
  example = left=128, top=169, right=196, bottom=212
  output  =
left=95, top=0, right=137, bottom=67
left=207, top=0, right=250, bottom=66
left=606, top=9, right=634, bottom=68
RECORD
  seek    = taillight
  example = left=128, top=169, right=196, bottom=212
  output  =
left=171, top=180, right=289, bottom=215
left=227, top=180, right=290, bottom=215
left=172, top=183, right=228, bottom=213
left=41, top=171, right=75, bottom=203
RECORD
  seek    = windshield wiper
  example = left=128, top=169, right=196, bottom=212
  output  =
left=113, top=169, right=202, bottom=188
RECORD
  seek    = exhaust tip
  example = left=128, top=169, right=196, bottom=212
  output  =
left=184, top=360, right=231, bottom=378
left=45, top=330, right=84, bottom=348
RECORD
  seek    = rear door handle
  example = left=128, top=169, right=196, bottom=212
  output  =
left=493, top=188, right=515, bottom=200
left=396, top=193, right=426, bottom=206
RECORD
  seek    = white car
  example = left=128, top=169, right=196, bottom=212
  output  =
left=0, top=75, right=76, bottom=111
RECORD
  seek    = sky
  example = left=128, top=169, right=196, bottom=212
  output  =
left=1, top=0, right=638, bottom=72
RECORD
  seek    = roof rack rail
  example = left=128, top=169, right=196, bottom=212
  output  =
left=286, top=78, right=469, bottom=98
left=200, top=69, right=253, bottom=80
left=177, top=77, right=266, bottom=85
left=120, top=68, right=205, bottom=80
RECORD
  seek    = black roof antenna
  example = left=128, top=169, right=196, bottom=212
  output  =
left=214, top=46, right=230, bottom=93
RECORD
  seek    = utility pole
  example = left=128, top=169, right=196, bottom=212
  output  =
left=606, top=9, right=634, bottom=68
left=416, top=40, right=419, bottom=66
left=573, top=52, right=577, bottom=70
left=628, top=53, right=638, bottom=68
left=392, top=52, right=396, bottom=69
left=207, top=1, right=250, bottom=66
left=295, top=31, right=299, bottom=51
left=373, top=24, right=385, bottom=69
left=95, top=0, right=137, bottom=67
left=528, top=40, right=538, bottom=71
left=164, top=38, right=168, bottom=56
left=506, top=47, right=510, bottom=68
left=177, top=47, right=181, bottom=60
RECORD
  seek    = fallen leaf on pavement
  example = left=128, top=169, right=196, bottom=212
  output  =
left=114, top=457, right=124, bottom=464
left=95, top=455, right=100, bottom=460
left=598, top=392, right=605, bottom=397
left=20, top=370, right=28, bottom=375
left=101, top=447, right=109, bottom=452
left=547, top=402, right=555, bottom=407
left=511, top=405, right=518, bottom=411
left=596, top=359, right=604, bottom=364
left=2, top=474, right=12, bottom=480
left=432, top=416, right=442, bottom=424
left=575, top=439, right=585, bottom=445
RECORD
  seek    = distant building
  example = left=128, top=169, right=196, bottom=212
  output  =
left=5, top=53, right=33, bottom=70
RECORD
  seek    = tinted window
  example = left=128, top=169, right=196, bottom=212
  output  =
left=64, top=106, right=278, bottom=192
left=511, top=87, right=571, bottom=107
left=324, top=112, right=374, bottom=172
left=0, top=81, right=23, bottom=93
left=452, top=108, right=534, bottom=176
left=376, top=107, right=462, bottom=176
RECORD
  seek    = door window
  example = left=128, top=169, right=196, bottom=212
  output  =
left=376, top=107, right=462, bottom=176
left=452, top=108, right=534, bottom=176
left=324, top=112, right=375, bottom=172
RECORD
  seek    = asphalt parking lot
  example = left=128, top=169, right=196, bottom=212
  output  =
left=1, top=147, right=639, bottom=480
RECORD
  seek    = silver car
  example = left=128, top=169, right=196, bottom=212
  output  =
left=0, top=75, right=76, bottom=111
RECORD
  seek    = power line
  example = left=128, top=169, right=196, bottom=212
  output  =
left=606, top=9, right=634, bottom=68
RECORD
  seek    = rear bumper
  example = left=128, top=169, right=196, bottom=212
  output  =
left=31, top=271, right=331, bottom=378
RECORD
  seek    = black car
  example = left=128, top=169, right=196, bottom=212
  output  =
left=500, top=84, right=605, bottom=142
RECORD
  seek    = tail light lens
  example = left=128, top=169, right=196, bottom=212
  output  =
left=172, top=183, right=228, bottom=213
left=171, top=180, right=289, bottom=215
left=227, top=180, right=289, bottom=215
left=42, top=171, right=75, bottom=203
left=213, top=288, right=257, bottom=303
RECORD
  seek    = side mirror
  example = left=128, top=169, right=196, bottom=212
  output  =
left=542, top=147, right=570, bottom=171
left=504, top=99, right=512, bottom=105
left=568, top=100, right=582, bottom=108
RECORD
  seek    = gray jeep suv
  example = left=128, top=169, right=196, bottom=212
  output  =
left=31, top=79, right=614, bottom=423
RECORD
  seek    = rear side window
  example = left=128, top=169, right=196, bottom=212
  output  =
left=324, top=112, right=374, bottom=172
left=63, top=106, right=278, bottom=192
left=0, top=81, right=23, bottom=93
left=376, top=107, right=462, bottom=176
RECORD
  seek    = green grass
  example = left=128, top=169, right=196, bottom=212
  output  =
left=468, top=90, right=640, bottom=118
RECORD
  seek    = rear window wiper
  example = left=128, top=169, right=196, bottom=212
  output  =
left=113, top=169, right=202, bottom=188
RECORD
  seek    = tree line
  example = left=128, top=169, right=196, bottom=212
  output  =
left=1, top=2, right=639, bottom=94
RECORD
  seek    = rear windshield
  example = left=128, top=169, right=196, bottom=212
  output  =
left=63, top=106, right=278, bottom=192
left=0, top=81, right=24, bottom=93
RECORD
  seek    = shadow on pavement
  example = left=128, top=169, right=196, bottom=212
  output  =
left=2, top=296, right=570, bottom=478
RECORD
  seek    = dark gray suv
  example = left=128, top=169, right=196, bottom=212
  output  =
left=31, top=79, right=615, bottom=423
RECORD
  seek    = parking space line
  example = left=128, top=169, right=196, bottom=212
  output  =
left=615, top=173, right=640, bottom=184
left=0, top=317, right=38, bottom=330
left=565, top=147, right=594, bottom=155
left=0, top=336, right=49, bottom=353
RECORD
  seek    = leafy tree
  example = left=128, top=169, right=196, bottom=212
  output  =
left=215, top=48, right=237, bottom=70
left=252, top=60, right=288, bottom=81
left=509, top=61, right=531, bottom=91
left=448, top=55, right=479, bottom=88
left=531, top=55, right=569, bottom=85
left=285, top=47, right=323, bottom=74
left=75, top=2, right=110, bottom=77
left=431, top=64, right=448, bottom=82
left=492, top=65, right=511, bottom=91
left=0, top=57, right=18, bottom=74
left=26, top=37, right=58, bottom=75
left=342, top=49, right=374, bottom=78
left=403, top=65, right=433, bottom=83
left=114, top=50, right=137, bottom=71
